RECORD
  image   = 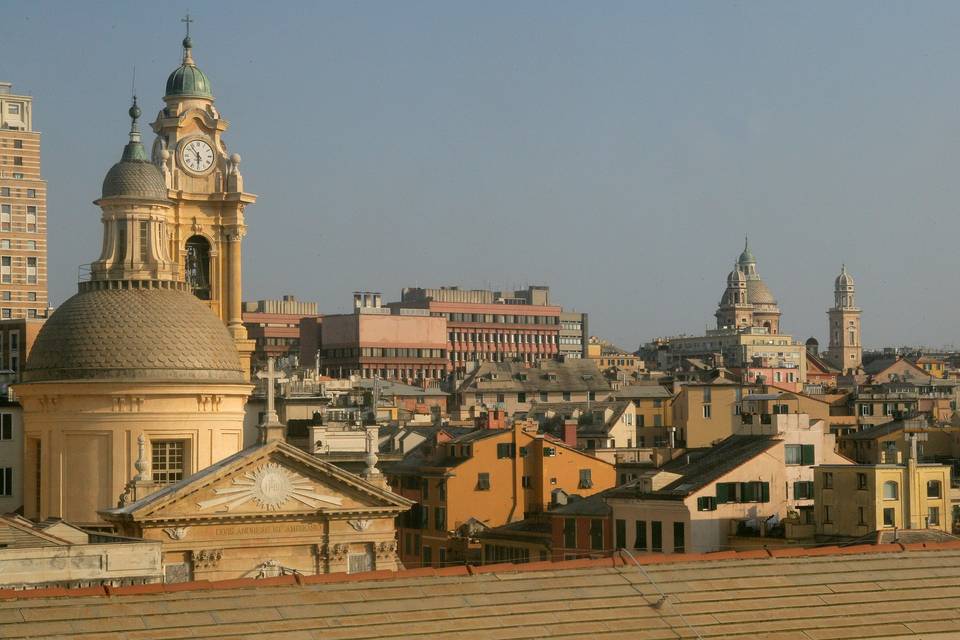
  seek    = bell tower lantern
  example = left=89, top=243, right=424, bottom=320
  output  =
left=150, top=16, right=255, bottom=376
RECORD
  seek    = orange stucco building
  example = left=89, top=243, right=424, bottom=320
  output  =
left=387, top=421, right=615, bottom=567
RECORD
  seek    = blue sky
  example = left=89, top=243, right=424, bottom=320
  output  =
left=4, top=1, right=960, bottom=349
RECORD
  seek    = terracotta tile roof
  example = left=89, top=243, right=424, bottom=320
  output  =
left=3, top=543, right=960, bottom=638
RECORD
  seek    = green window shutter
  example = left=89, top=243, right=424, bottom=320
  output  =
left=716, top=483, right=730, bottom=503
left=760, top=482, right=770, bottom=503
left=801, top=445, right=815, bottom=466
left=739, top=482, right=752, bottom=503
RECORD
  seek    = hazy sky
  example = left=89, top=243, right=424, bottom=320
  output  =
left=4, top=1, right=960, bottom=350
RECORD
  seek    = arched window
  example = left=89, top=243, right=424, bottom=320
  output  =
left=185, top=235, right=211, bottom=300
left=883, top=480, right=899, bottom=500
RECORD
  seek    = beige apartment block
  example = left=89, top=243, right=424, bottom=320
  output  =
left=0, top=82, right=48, bottom=321
left=815, top=458, right=952, bottom=539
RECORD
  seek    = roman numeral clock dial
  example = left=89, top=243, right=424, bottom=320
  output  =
left=180, top=139, right=215, bottom=173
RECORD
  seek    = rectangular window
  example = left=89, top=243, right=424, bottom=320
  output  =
left=615, top=519, right=626, bottom=549
left=13, top=157, right=22, bottom=166
left=0, top=413, right=11, bottom=440
left=477, top=472, right=490, bottom=490
left=521, top=475, right=531, bottom=488
left=823, top=472, right=833, bottom=489
left=517, top=392, right=526, bottom=403
left=697, top=496, right=717, bottom=511
left=927, top=480, right=942, bottom=498
left=702, top=404, right=712, bottom=418
left=673, top=522, right=685, bottom=553
left=422, top=545, right=432, bottom=567
left=0, top=467, right=11, bottom=496
left=0, top=256, right=10, bottom=283
left=0, top=205, right=8, bottom=232
left=539, top=392, right=548, bottom=402
left=883, top=507, right=895, bottom=527
left=857, top=473, right=868, bottom=490
left=26, top=257, right=37, bottom=284
left=438, top=547, right=447, bottom=566
left=578, top=469, right=593, bottom=489
left=562, top=391, right=571, bottom=401
left=716, top=482, right=737, bottom=504
left=589, top=519, right=604, bottom=550
left=139, top=221, right=149, bottom=258
left=435, top=506, right=446, bottom=531
left=496, top=443, right=515, bottom=459
left=858, top=506, right=866, bottom=525
left=928, top=507, right=940, bottom=526
left=151, top=440, right=185, bottom=484
left=26, top=188, right=35, bottom=198
left=635, top=520, right=647, bottom=550
left=651, top=521, right=662, bottom=552
left=13, top=140, right=22, bottom=149
left=823, top=505, right=832, bottom=524
left=563, top=518, right=576, bottom=548
left=793, top=481, right=814, bottom=500
left=26, top=206, right=36, bottom=232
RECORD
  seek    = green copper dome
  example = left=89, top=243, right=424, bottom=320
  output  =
left=165, top=37, right=212, bottom=99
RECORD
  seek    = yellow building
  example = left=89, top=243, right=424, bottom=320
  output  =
left=815, top=456, right=951, bottom=539
left=614, top=383, right=673, bottom=447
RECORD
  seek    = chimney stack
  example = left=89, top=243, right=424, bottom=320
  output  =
left=562, top=420, right=578, bottom=447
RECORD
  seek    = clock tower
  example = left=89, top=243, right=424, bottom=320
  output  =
left=151, top=22, right=255, bottom=377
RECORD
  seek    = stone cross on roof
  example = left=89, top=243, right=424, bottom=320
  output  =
left=256, top=357, right=288, bottom=444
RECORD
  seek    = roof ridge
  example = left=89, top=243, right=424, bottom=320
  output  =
left=5, top=541, right=960, bottom=602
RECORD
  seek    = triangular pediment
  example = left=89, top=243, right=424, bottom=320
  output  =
left=102, top=441, right=412, bottom=522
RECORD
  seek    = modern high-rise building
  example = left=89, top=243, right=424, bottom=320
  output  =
left=0, top=82, right=47, bottom=321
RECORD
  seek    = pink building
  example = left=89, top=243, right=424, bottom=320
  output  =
left=318, top=293, right=448, bottom=384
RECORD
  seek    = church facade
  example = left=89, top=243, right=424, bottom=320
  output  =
left=15, top=25, right=413, bottom=580
left=715, top=238, right=783, bottom=333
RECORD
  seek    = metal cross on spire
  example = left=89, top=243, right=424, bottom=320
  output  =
left=182, top=12, right=194, bottom=38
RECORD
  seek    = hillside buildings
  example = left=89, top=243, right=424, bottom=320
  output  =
left=0, top=82, right=47, bottom=321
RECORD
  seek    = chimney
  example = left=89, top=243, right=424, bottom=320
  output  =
left=562, top=419, right=578, bottom=447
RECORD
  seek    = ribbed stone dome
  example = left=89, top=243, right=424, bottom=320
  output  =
left=101, top=160, right=169, bottom=201
left=24, top=287, right=244, bottom=383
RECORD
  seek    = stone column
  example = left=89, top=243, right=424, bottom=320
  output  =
left=224, top=226, right=245, bottom=339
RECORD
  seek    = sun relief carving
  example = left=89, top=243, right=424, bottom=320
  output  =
left=196, top=463, right=344, bottom=512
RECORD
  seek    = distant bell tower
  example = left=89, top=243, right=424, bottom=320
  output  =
left=150, top=16, right=256, bottom=377
left=825, top=265, right=861, bottom=373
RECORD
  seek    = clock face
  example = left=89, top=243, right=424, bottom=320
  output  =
left=181, top=139, right=215, bottom=173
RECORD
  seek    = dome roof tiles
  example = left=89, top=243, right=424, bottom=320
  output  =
left=24, top=287, right=244, bottom=384
left=101, top=160, right=169, bottom=201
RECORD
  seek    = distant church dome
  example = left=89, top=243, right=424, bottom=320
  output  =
left=24, top=287, right=244, bottom=383
left=165, top=36, right=213, bottom=99
left=738, top=237, right=756, bottom=267
left=805, top=336, right=819, bottom=347
left=835, top=264, right=854, bottom=289
left=727, top=265, right=746, bottom=286
left=745, top=278, right=777, bottom=305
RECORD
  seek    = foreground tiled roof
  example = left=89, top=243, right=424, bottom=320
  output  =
left=4, top=543, right=960, bottom=639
